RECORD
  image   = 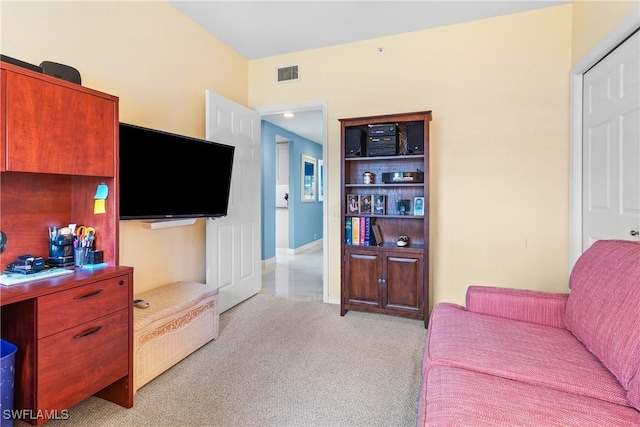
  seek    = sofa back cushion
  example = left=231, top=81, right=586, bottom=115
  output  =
left=565, top=240, right=640, bottom=409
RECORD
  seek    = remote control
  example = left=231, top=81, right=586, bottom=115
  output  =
left=133, top=299, right=150, bottom=308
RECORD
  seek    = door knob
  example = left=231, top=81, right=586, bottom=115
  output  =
left=631, top=230, right=639, bottom=236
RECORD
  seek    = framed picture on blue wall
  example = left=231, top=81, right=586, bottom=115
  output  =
left=301, top=154, right=316, bottom=202
left=318, top=159, right=324, bottom=202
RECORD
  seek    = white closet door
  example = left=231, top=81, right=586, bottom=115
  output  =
left=583, top=30, right=640, bottom=249
left=205, top=91, right=262, bottom=313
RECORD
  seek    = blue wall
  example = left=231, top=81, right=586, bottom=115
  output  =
left=261, top=121, right=323, bottom=261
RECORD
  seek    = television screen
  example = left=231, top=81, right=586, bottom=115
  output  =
left=119, top=123, right=235, bottom=220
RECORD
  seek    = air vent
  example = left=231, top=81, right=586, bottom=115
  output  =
left=277, top=65, right=299, bottom=83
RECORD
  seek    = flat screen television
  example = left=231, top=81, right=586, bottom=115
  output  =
left=119, top=123, right=235, bottom=220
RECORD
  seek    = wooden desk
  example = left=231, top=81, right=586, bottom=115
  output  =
left=1, top=267, right=134, bottom=425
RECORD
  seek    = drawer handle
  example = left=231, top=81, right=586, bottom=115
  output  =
left=74, top=326, right=103, bottom=338
left=73, top=289, right=103, bottom=300
left=119, top=280, right=125, bottom=286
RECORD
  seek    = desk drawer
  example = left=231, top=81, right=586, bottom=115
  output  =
left=38, top=275, right=129, bottom=337
left=38, top=308, right=128, bottom=411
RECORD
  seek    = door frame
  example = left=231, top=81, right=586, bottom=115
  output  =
left=256, top=100, right=332, bottom=303
left=568, top=12, right=640, bottom=268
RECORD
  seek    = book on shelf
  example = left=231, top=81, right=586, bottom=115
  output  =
left=372, top=223, right=383, bottom=245
left=345, top=217, right=383, bottom=246
left=352, top=216, right=360, bottom=245
left=369, top=219, right=379, bottom=246
left=365, top=217, right=371, bottom=246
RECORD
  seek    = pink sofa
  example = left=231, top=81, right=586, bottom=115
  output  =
left=418, top=240, right=640, bottom=426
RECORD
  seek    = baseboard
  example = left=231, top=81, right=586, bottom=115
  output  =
left=276, top=238, right=323, bottom=256
left=324, top=295, right=340, bottom=305
left=261, top=257, right=276, bottom=274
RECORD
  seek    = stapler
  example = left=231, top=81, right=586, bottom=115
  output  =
left=6, top=254, right=46, bottom=274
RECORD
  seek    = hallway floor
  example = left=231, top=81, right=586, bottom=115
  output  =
left=261, top=245, right=323, bottom=302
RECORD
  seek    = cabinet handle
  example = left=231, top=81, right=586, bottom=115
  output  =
left=73, top=289, right=103, bottom=299
left=631, top=230, right=639, bottom=236
left=119, top=280, right=125, bottom=286
left=74, top=326, right=103, bottom=338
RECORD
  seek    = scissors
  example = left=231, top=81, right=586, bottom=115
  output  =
left=75, top=226, right=95, bottom=240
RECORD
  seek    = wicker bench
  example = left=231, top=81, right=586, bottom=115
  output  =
left=133, top=281, right=219, bottom=392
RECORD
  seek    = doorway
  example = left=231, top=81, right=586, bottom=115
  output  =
left=569, top=14, right=640, bottom=267
left=258, top=101, right=329, bottom=303
left=582, top=30, right=639, bottom=249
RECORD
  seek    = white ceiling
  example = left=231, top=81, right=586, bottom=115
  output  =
left=168, top=0, right=570, bottom=143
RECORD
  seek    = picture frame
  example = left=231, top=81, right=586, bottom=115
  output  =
left=359, top=194, right=372, bottom=214
left=373, top=195, right=385, bottom=215
left=413, top=196, right=425, bottom=216
left=301, top=154, right=316, bottom=202
left=347, top=194, right=360, bottom=213
left=317, top=159, right=324, bottom=202
left=396, top=199, right=411, bottom=215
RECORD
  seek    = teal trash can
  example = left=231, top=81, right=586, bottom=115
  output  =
left=0, top=339, right=17, bottom=427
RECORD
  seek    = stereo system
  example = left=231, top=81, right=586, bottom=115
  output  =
left=367, top=123, right=398, bottom=156
left=345, top=121, right=425, bottom=158
left=345, top=128, right=366, bottom=158
left=406, top=121, right=425, bottom=154
left=368, top=124, right=397, bottom=136
left=381, top=171, right=424, bottom=183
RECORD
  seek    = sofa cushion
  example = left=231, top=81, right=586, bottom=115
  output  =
left=564, top=240, right=640, bottom=406
left=426, top=303, right=629, bottom=406
left=419, top=365, right=640, bottom=427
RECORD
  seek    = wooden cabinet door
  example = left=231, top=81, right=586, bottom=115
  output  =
left=38, top=309, right=128, bottom=413
left=344, top=248, right=381, bottom=308
left=383, top=252, right=423, bottom=314
left=5, top=70, right=116, bottom=176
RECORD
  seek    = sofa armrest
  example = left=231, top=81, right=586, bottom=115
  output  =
left=465, top=286, right=568, bottom=328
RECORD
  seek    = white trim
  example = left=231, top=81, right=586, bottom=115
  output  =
left=256, top=100, right=331, bottom=303
left=261, top=256, right=277, bottom=274
left=569, top=11, right=640, bottom=269
left=276, top=238, right=323, bottom=256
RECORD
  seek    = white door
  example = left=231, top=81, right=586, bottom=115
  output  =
left=205, top=91, right=262, bottom=313
left=582, top=30, right=640, bottom=250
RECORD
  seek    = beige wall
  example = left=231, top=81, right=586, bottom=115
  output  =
left=250, top=5, right=574, bottom=307
left=2, top=1, right=637, bottom=304
left=1, top=1, right=248, bottom=293
left=571, top=0, right=639, bottom=65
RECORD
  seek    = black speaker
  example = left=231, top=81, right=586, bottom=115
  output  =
left=345, top=128, right=366, bottom=158
left=406, top=121, right=424, bottom=154
left=1, top=54, right=42, bottom=73
left=39, top=61, right=81, bottom=85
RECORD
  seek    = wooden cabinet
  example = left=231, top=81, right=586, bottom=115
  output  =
left=0, top=60, right=132, bottom=425
left=0, top=61, right=120, bottom=269
left=1, top=269, right=133, bottom=425
left=340, top=111, right=431, bottom=327
left=1, top=69, right=6, bottom=172
left=3, top=63, right=116, bottom=176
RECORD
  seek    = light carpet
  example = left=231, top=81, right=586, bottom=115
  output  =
left=35, top=293, right=427, bottom=427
